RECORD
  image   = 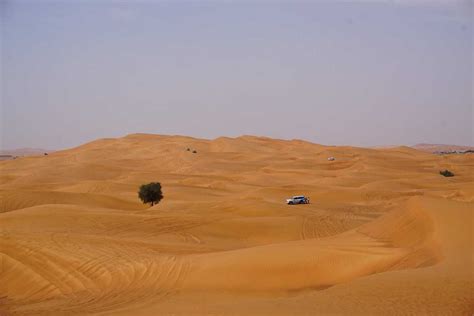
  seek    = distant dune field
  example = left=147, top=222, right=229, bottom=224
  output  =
left=0, top=148, right=53, bottom=157
left=412, top=143, right=474, bottom=153
left=1, top=134, right=473, bottom=315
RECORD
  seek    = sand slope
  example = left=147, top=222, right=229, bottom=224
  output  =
left=1, top=134, right=472, bottom=315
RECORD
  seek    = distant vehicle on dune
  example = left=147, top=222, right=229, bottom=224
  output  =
left=286, top=195, right=310, bottom=205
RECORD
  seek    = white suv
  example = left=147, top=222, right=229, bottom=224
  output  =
left=286, top=195, right=310, bottom=205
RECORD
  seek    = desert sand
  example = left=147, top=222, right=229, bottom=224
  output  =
left=1, top=134, right=473, bottom=315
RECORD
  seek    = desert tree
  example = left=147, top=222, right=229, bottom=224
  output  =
left=138, top=182, right=164, bottom=206
left=439, top=170, right=454, bottom=177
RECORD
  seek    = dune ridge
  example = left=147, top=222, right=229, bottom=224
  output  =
left=1, top=134, right=472, bottom=315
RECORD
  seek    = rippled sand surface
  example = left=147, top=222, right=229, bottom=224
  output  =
left=1, top=134, right=473, bottom=315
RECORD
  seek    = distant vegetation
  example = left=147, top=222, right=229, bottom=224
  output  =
left=138, top=182, right=163, bottom=206
left=192, top=150, right=197, bottom=154
left=435, top=150, right=474, bottom=155
left=439, top=170, right=454, bottom=177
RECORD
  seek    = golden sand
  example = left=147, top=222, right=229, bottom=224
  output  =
left=1, top=134, right=472, bottom=315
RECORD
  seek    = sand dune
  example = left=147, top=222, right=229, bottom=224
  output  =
left=1, top=134, right=472, bottom=315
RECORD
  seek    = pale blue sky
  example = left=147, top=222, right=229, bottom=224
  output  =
left=1, top=0, right=472, bottom=149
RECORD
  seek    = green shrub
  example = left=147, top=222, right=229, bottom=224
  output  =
left=439, top=170, right=454, bottom=177
left=138, top=182, right=163, bottom=206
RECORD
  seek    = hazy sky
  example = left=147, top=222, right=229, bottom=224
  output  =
left=1, top=0, right=472, bottom=150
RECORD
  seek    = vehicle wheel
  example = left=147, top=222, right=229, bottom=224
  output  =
left=288, top=201, right=293, bottom=205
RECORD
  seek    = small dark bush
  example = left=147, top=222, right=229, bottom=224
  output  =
left=138, top=182, right=164, bottom=206
left=192, top=150, right=197, bottom=154
left=439, top=170, right=454, bottom=177
left=186, top=148, right=191, bottom=151
left=44, top=153, right=48, bottom=156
